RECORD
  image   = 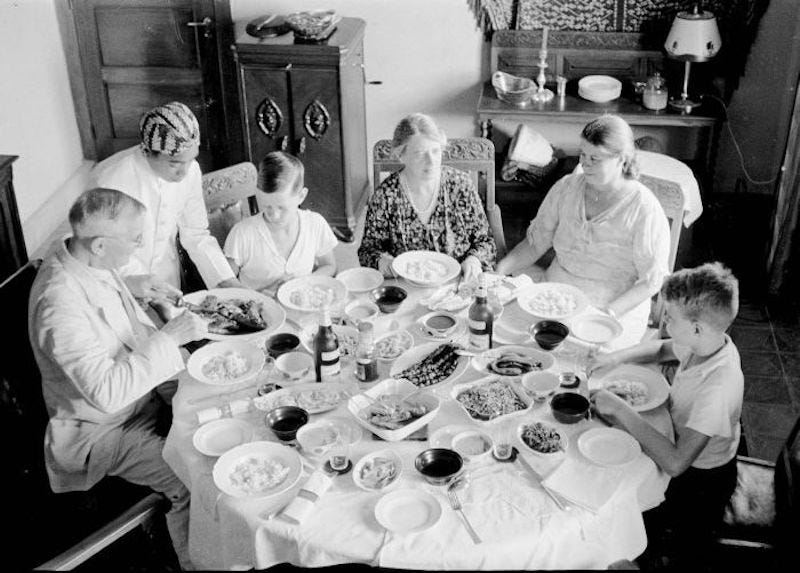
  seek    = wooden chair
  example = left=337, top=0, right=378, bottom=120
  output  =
left=179, top=161, right=259, bottom=292
left=0, top=260, right=174, bottom=570
left=372, top=137, right=507, bottom=258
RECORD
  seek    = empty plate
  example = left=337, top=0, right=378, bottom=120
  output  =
left=193, top=418, right=254, bottom=457
left=570, top=314, right=623, bottom=345
left=374, top=488, right=442, bottom=533
left=578, top=427, right=641, bottom=466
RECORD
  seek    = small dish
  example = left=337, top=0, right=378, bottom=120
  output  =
left=374, top=329, right=414, bottom=362
left=375, top=488, right=442, bottom=533
left=336, top=267, right=384, bottom=293
left=451, top=429, right=494, bottom=463
left=264, top=406, right=309, bottom=442
left=414, top=448, right=463, bottom=486
left=353, top=449, right=403, bottom=491
left=428, top=424, right=476, bottom=450
left=345, top=299, right=380, bottom=324
left=521, top=371, right=561, bottom=401
left=517, top=421, right=568, bottom=457
left=414, top=312, right=466, bottom=341
left=193, top=418, right=254, bottom=457
left=420, top=311, right=459, bottom=337
left=530, top=320, right=570, bottom=351
left=274, top=351, right=314, bottom=381
left=264, top=332, right=301, bottom=358
left=370, top=285, right=408, bottom=314
left=550, top=392, right=590, bottom=424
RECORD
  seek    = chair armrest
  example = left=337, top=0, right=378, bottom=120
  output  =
left=33, top=493, right=168, bottom=571
left=738, top=455, right=776, bottom=469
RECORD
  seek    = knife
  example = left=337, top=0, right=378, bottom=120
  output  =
left=515, top=454, right=570, bottom=511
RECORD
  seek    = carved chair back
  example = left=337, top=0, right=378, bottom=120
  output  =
left=372, top=137, right=506, bottom=258
left=202, top=161, right=259, bottom=246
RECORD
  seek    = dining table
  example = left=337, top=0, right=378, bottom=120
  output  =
left=162, top=274, right=674, bottom=570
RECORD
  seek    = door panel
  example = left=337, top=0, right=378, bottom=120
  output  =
left=240, top=65, right=291, bottom=166
left=72, top=0, right=224, bottom=170
left=289, top=68, right=345, bottom=227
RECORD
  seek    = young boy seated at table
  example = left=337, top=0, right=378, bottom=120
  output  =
left=224, top=151, right=338, bottom=293
left=588, top=262, right=743, bottom=569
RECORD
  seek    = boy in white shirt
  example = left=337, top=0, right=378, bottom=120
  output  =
left=588, top=262, right=743, bottom=569
left=224, top=152, right=338, bottom=292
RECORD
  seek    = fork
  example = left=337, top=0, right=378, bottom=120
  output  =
left=446, top=487, right=482, bottom=544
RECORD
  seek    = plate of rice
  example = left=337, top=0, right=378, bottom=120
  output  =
left=589, top=363, right=669, bottom=412
left=187, top=340, right=265, bottom=386
left=517, top=282, right=588, bottom=320
left=212, top=441, right=303, bottom=498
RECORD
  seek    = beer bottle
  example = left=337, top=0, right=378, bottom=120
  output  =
left=355, top=321, right=379, bottom=383
left=468, top=275, right=493, bottom=350
left=314, top=309, right=341, bottom=382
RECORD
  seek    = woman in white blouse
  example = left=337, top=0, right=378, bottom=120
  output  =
left=90, top=102, right=241, bottom=299
left=497, top=114, right=671, bottom=341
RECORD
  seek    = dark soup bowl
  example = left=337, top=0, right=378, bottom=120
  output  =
left=264, top=406, right=309, bottom=442
left=550, top=392, right=590, bottom=424
left=414, top=448, right=463, bottom=486
left=370, top=285, right=408, bottom=314
left=265, top=332, right=301, bottom=358
left=530, top=320, right=570, bottom=351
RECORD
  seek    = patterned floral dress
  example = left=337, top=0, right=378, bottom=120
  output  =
left=358, top=166, right=497, bottom=270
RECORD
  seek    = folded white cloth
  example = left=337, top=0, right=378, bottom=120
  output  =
left=280, top=470, right=333, bottom=525
left=543, top=457, right=623, bottom=513
left=196, top=398, right=251, bottom=425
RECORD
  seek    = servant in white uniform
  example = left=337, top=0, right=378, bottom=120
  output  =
left=29, top=188, right=208, bottom=570
left=224, top=151, right=337, bottom=292
left=90, top=101, right=240, bottom=298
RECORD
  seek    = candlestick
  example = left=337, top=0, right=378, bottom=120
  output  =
left=531, top=48, right=554, bottom=104
left=541, top=26, right=548, bottom=52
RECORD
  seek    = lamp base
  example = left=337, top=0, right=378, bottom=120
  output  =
left=668, top=96, right=701, bottom=114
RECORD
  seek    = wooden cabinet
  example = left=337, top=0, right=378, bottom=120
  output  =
left=232, top=18, right=369, bottom=241
left=0, top=156, right=27, bottom=283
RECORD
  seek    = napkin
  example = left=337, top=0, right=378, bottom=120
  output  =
left=195, top=398, right=252, bottom=425
left=280, top=470, right=334, bottom=525
left=542, top=457, right=623, bottom=513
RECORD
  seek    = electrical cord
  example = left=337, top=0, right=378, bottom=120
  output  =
left=701, top=93, right=780, bottom=186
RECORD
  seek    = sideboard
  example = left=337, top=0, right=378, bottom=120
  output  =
left=0, top=155, right=27, bottom=283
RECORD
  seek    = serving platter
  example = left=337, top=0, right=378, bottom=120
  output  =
left=252, top=382, right=356, bottom=414
left=392, top=250, right=460, bottom=287
left=588, top=363, right=669, bottom=412
left=389, top=342, right=469, bottom=388
left=182, top=288, right=286, bottom=341
left=277, top=275, right=348, bottom=312
left=470, top=345, right=555, bottom=376
left=517, top=282, right=589, bottom=320
left=451, top=375, right=533, bottom=424
left=186, top=340, right=265, bottom=386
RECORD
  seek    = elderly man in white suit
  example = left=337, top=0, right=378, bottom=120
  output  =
left=28, top=187, right=208, bottom=570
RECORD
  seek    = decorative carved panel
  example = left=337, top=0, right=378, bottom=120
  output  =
left=303, top=99, right=331, bottom=141
left=255, top=97, right=283, bottom=138
left=373, top=138, right=494, bottom=162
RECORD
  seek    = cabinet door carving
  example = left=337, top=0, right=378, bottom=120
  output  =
left=255, top=97, right=284, bottom=138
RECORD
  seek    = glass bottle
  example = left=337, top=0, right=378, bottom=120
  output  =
left=314, top=309, right=340, bottom=382
left=643, top=71, right=668, bottom=111
left=354, top=321, right=379, bottom=383
left=468, top=276, right=494, bottom=350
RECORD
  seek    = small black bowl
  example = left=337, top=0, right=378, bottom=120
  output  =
left=371, top=285, right=408, bottom=314
left=264, top=406, right=309, bottom=441
left=550, top=392, right=590, bottom=424
left=265, top=333, right=301, bottom=358
left=414, top=448, right=463, bottom=485
left=530, top=320, right=570, bottom=351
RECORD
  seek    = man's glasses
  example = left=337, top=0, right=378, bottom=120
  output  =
left=86, top=234, right=144, bottom=248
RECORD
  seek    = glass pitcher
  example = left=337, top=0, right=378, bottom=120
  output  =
left=643, top=71, right=668, bottom=111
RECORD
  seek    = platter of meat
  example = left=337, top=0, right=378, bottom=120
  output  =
left=182, top=288, right=286, bottom=340
left=389, top=342, right=468, bottom=388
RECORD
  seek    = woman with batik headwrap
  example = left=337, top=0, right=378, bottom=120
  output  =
left=90, top=101, right=241, bottom=299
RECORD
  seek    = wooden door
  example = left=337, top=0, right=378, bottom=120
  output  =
left=71, top=0, right=230, bottom=170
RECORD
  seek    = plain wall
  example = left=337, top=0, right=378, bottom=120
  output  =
left=0, top=0, right=88, bottom=256
left=231, top=0, right=488, bottom=147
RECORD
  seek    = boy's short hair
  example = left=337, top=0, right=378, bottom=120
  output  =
left=257, top=151, right=304, bottom=194
left=661, top=262, right=739, bottom=331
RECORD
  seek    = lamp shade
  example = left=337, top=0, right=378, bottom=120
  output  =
left=664, top=9, right=721, bottom=62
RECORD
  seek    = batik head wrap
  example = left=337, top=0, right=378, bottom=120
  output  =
left=139, top=102, right=200, bottom=156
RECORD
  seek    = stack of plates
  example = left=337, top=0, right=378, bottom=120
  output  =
left=578, top=75, right=622, bottom=103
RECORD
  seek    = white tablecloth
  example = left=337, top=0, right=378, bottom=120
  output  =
left=163, top=279, right=672, bottom=570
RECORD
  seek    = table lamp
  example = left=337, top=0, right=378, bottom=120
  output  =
left=664, top=4, right=721, bottom=113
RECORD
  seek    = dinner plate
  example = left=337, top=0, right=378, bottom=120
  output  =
left=392, top=250, right=460, bottom=287
left=578, top=427, right=641, bottom=466
left=277, top=276, right=348, bottom=312
left=252, top=382, right=356, bottom=414
left=470, top=345, right=555, bottom=376
left=517, top=282, right=589, bottom=320
left=374, top=488, right=442, bottom=533
left=570, top=313, right=623, bottom=345
left=296, top=416, right=363, bottom=457
left=298, top=321, right=359, bottom=360
left=589, top=363, right=670, bottom=412
left=412, top=312, right=468, bottom=342
left=389, top=341, right=469, bottom=387
left=212, top=441, right=303, bottom=499
left=353, top=449, right=403, bottom=491
left=336, top=267, right=384, bottom=293
left=374, top=329, right=414, bottom=362
left=192, top=418, right=254, bottom=457
left=182, top=288, right=286, bottom=341
left=186, top=340, right=266, bottom=386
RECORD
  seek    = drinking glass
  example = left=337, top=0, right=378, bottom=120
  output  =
left=328, top=432, right=351, bottom=472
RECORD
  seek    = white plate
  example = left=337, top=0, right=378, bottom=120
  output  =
left=470, top=345, right=555, bottom=376
left=589, top=363, right=670, bottom=412
left=182, top=288, right=286, bottom=341
left=493, top=302, right=534, bottom=345
left=374, top=488, right=442, bottom=533
left=298, top=322, right=359, bottom=360
left=389, top=342, right=469, bottom=387
left=428, top=424, right=476, bottom=449
left=374, top=329, right=414, bottom=362
left=517, top=421, right=567, bottom=457
left=277, top=276, right=348, bottom=312
left=413, top=312, right=468, bottom=342
left=347, top=378, right=441, bottom=442
left=336, top=267, right=384, bottom=293
left=392, top=250, right=460, bottom=287
left=296, top=416, right=363, bottom=457
left=578, top=427, right=641, bottom=466
left=570, top=314, right=623, bottom=345
left=517, top=282, right=589, bottom=320
left=451, top=375, right=533, bottom=424
left=186, top=340, right=266, bottom=386
left=212, top=441, right=303, bottom=499
left=252, top=382, right=356, bottom=414
left=353, top=449, right=403, bottom=491
left=193, top=418, right=254, bottom=457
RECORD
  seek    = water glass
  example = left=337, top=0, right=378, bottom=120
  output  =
left=328, top=433, right=351, bottom=472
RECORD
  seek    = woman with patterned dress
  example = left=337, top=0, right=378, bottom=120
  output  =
left=358, top=113, right=496, bottom=281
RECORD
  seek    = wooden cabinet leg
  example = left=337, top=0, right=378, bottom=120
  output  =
left=480, top=119, right=493, bottom=140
